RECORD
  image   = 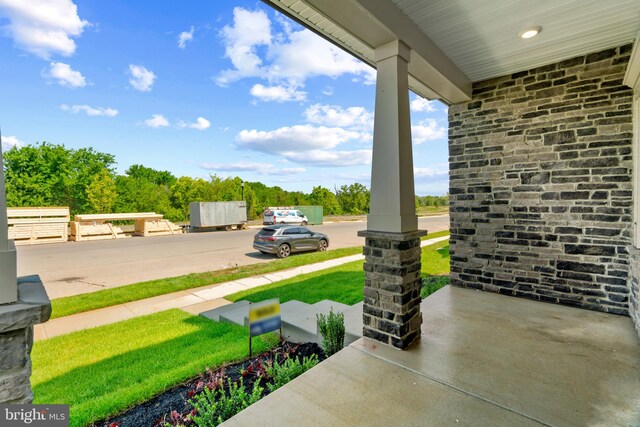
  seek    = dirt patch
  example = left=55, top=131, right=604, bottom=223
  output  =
left=94, top=342, right=324, bottom=427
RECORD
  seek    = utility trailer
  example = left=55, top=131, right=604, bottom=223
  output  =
left=189, top=201, right=248, bottom=231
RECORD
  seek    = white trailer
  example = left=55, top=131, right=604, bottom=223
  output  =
left=189, top=201, right=248, bottom=231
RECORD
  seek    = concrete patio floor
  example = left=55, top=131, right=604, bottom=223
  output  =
left=225, top=286, right=640, bottom=426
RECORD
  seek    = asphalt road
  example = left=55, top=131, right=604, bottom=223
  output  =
left=17, top=215, right=449, bottom=299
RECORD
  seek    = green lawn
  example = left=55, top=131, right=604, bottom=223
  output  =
left=52, top=231, right=449, bottom=319
left=422, top=242, right=450, bottom=276
left=416, top=206, right=449, bottom=216
left=228, top=260, right=365, bottom=305
left=228, top=239, right=451, bottom=305
left=420, top=229, right=450, bottom=241
left=51, top=246, right=363, bottom=319
left=32, top=310, right=276, bottom=427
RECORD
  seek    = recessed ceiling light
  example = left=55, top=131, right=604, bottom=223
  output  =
left=519, top=26, right=542, bottom=39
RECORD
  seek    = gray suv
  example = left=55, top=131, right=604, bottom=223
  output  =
left=253, top=225, right=329, bottom=258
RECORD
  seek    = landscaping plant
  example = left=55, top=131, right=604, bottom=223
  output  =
left=316, top=308, right=345, bottom=357
left=420, top=275, right=450, bottom=299
left=189, top=378, right=263, bottom=427
left=265, top=354, right=319, bottom=393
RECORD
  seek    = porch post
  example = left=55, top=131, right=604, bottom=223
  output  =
left=358, top=40, right=426, bottom=349
left=0, top=142, right=17, bottom=305
left=0, top=143, right=51, bottom=403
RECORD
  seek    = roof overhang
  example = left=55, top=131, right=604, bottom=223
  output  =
left=264, top=0, right=640, bottom=105
left=624, top=32, right=640, bottom=93
left=264, top=0, right=472, bottom=104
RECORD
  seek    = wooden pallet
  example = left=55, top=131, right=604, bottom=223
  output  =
left=134, top=219, right=182, bottom=237
left=70, top=221, right=128, bottom=241
left=71, top=212, right=181, bottom=241
left=7, top=207, right=70, bottom=245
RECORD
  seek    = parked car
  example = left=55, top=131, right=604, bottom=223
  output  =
left=263, top=207, right=308, bottom=226
left=253, top=225, right=329, bottom=258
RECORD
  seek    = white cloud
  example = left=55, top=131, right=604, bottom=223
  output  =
left=412, top=119, right=446, bottom=144
left=283, top=149, right=371, bottom=167
left=200, top=161, right=305, bottom=176
left=235, top=124, right=371, bottom=167
left=128, top=64, right=156, bottom=92
left=322, top=86, right=334, bottom=96
left=266, top=29, right=373, bottom=82
left=304, top=104, right=373, bottom=131
left=179, top=117, right=210, bottom=131
left=143, top=114, right=169, bottom=128
left=411, top=97, right=437, bottom=113
left=414, top=164, right=449, bottom=179
left=236, top=125, right=360, bottom=153
left=201, top=161, right=270, bottom=171
left=60, top=104, right=118, bottom=117
left=177, top=26, right=194, bottom=49
left=250, top=84, right=306, bottom=103
left=216, top=8, right=271, bottom=86
left=1, top=135, right=24, bottom=151
left=0, top=0, right=89, bottom=59
left=216, top=7, right=374, bottom=100
left=45, top=62, right=86, bottom=88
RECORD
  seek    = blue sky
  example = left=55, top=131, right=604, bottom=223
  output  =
left=0, top=0, right=449, bottom=195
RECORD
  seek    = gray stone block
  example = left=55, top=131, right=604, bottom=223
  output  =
left=448, top=45, right=633, bottom=320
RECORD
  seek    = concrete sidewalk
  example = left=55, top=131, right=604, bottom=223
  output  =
left=34, top=236, right=450, bottom=341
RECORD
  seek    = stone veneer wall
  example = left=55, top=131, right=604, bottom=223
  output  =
left=448, top=45, right=634, bottom=316
left=629, top=248, right=640, bottom=336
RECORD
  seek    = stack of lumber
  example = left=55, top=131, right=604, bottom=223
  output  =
left=134, top=218, right=182, bottom=237
left=70, top=212, right=182, bottom=241
left=7, top=207, right=70, bottom=245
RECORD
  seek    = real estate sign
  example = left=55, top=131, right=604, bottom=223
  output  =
left=248, top=299, right=281, bottom=357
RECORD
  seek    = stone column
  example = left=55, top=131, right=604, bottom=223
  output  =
left=0, top=142, right=51, bottom=403
left=0, top=140, right=17, bottom=305
left=358, top=40, right=426, bottom=350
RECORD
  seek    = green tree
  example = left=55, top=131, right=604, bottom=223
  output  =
left=86, top=168, right=117, bottom=213
left=125, top=164, right=176, bottom=186
left=114, top=165, right=181, bottom=221
left=336, top=183, right=369, bottom=214
left=3, top=142, right=115, bottom=214
left=309, top=186, right=341, bottom=215
left=170, top=176, right=216, bottom=219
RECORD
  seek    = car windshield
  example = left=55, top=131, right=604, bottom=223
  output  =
left=258, top=228, right=277, bottom=236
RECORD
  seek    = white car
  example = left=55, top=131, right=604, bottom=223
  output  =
left=263, top=208, right=308, bottom=226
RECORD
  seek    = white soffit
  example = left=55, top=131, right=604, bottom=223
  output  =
left=393, top=0, right=640, bottom=82
left=265, top=0, right=640, bottom=103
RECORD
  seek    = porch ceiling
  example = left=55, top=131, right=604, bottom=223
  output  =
left=265, top=0, right=640, bottom=104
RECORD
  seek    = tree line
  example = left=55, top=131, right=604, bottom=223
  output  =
left=2, top=143, right=362, bottom=220
left=3, top=142, right=447, bottom=221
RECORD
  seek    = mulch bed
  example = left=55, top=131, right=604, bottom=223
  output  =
left=94, top=342, right=324, bottom=427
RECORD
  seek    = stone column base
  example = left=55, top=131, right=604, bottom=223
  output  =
left=358, top=230, right=427, bottom=349
left=0, top=275, right=51, bottom=403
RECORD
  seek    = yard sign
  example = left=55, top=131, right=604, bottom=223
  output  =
left=248, top=299, right=281, bottom=356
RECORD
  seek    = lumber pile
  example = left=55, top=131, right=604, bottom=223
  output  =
left=70, top=212, right=182, bottom=241
left=7, top=207, right=70, bottom=245
left=135, top=218, right=182, bottom=237
left=70, top=220, right=127, bottom=242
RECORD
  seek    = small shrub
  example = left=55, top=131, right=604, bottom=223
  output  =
left=189, top=378, right=263, bottom=427
left=265, top=354, right=319, bottom=393
left=316, top=308, right=345, bottom=357
left=421, top=275, right=449, bottom=299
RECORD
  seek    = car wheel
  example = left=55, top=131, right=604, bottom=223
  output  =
left=224, top=225, right=232, bottom=231
left=318, top=239, right=328, bottom=251
left=301, top=221, right=307, bottom=226
left=277, top=244, right=291, bottom=258
left=280, top=221, right=285, bottom=224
